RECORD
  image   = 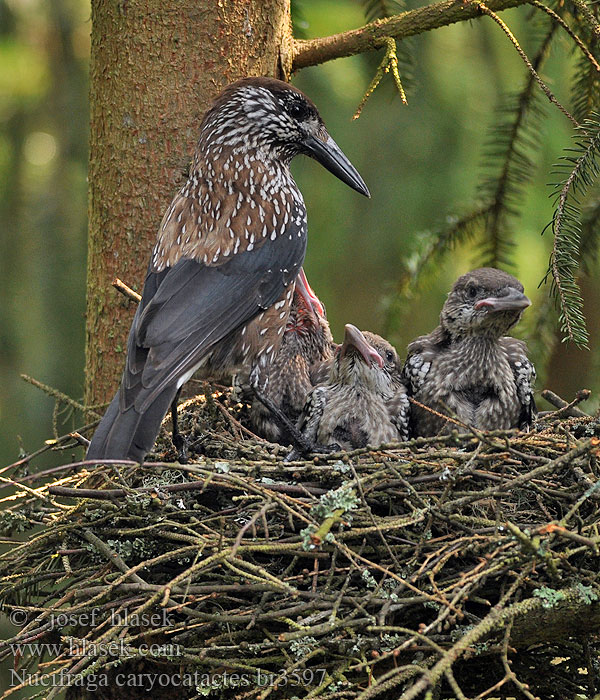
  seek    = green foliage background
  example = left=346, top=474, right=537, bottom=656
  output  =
left=0, top=0, right=598, bottom=472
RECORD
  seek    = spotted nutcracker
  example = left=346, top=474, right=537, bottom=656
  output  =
left=293, top=324, right=410, bottom=454
left=402, top=267, right=536, bottom=437
left=245, top=268, right=335, bottom=444
left=86, top=77, right=369, bottom=462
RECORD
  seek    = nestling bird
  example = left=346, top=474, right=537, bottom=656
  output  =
left=246, top=268, right=335, bottom=444
left=402, top=267, right=536, bottom=436
left=86, top=77, right=369, bottom=462
left=294, top=324, right=409, bottom=453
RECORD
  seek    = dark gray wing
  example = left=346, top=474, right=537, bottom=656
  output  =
left=121, top=224, right=306, bottom=413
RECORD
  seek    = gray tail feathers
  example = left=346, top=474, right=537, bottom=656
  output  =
left=86, top=384, right=179, bottom=463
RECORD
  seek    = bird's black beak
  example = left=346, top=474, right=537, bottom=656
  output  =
left=303, top=134, right=370, bottom=197
left=341, top=324, right=383, bottom=368
left=474, top=287, right=531, bottom=312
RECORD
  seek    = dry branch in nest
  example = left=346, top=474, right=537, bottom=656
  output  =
left=0, top=388, right=600, bottom=699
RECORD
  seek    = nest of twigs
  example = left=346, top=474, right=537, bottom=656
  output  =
left=1, top=388, right=600, bottom=700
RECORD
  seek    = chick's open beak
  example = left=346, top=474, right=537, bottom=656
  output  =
left=294, top=268, right=325, bottom=318
left=341, top=324, right=383, bottom=368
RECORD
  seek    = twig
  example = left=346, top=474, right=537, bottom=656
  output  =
left=69, top=432, right=91, bottom=448
left=213, top=399, right=269, bottom=441
left=474, top=1, right=579, bottom=127
left=231, top=501, right=274, bottom=556
left=408, top=396, right=468, bottom=430
left=112, top=277, right=141, bottom=303
left=527, top=0, right=600, bottom=74
left=0, top=422, right=100, bottom=476
left=354, top=37, right=407, bottom=119
left=499, top=620, right=539, bottom=700
left=568, top=0, right=600, bottom=38
left=81, top=530, right=146, bottom=585
left=20, top=374, right=102, bottom=419
left=541, top=388, right=590, bottom=417
left=49, top=477, right=328, bottom=500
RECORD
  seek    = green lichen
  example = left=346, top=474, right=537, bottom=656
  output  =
left=332, top=460, right=351, bottom=474
left=575, top=582, right=599, bottom=604
left=289, top=636, right=318, bottom=658
left=533, top=586, right=566, bottom=609
left=313, top=484, right=359, bottom=519
left=380, top=633, right=404, bottom=652
left=0, top=510, right=29, bottom=536
left=300, top=524, right=317, bottom=551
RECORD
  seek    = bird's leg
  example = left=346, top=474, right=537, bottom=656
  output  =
left=170, top=389, right=189, bottom=464
left=251, top=387, right=315, bottom=456
left=252, top=391, right=342, bottom=461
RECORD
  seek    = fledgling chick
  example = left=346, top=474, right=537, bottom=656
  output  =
left=297, top=324, right=409, bottom=451
left=247, top=269, right=335, bottom=443
left=402, top=267, right=536, bottom=437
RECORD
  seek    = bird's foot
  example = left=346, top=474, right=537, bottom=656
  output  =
left=172, top=432, right=189, bottom=464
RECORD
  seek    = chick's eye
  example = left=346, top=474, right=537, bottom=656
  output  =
left=467, top=285, right=478, bottom=299
left=386, top=350, right=395, bottom=363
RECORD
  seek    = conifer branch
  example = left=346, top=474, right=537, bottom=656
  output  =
left=545, top=115, right=600, bottom=346
left=567, top=0, right=600, bottom=39
left=382, top=207, right=490, bottom=336
left=291, top=0, right=530, bottom=70
left=573, top=57, right=600, bottom=123
left=527, top=0, right=600, bottom=74
left=477, top=26, right=555, bottom=268
left=475, top=2, right=579, bottom=127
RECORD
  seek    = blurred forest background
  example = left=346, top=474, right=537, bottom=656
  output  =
left=1, top=0, right=598, bottom=472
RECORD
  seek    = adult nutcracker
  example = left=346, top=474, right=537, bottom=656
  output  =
left=87, top=77, right=369, bottom=462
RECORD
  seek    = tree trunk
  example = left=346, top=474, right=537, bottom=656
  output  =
left=84, top=0, right=291, bottom=408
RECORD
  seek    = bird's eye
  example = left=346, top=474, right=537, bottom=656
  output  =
left=467, top=285, right=478, bottom=299
left=285, top=99, right=308, bottom=120
left=386, top=350, right=395, bottom=363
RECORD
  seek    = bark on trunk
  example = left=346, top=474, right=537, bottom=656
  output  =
left=85, top=0, right=291, bottom=408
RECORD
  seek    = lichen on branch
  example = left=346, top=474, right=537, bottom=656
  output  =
left=291, top=0, right=531, bottom=70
